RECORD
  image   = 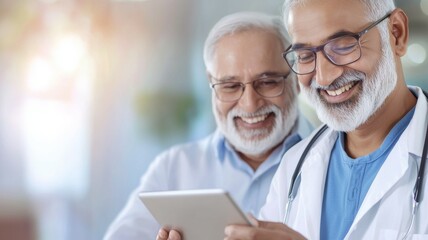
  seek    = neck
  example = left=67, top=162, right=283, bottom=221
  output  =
left=344, top=84, right=416, bottom=158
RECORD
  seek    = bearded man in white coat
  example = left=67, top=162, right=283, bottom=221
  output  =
left=220, top=0, right=428, bottom=239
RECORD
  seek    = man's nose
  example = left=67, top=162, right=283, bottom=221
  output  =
left=314, top=52, right=343, bottom=87
left=237, top=84, right=264, bottom=113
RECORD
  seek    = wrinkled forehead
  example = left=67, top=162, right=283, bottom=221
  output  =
left=286, top=0, right=367, bottom=45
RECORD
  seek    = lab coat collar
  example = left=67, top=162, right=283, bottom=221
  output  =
left=406, top=86, right=428, bottom=157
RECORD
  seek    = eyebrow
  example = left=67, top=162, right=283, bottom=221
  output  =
left=291, top=30, right=356, bottom=50
left=212, top=71, right=289, bottom=83
left=256, top=71, right=289, bottom=78
left=212, top=76, right=238, bottom=83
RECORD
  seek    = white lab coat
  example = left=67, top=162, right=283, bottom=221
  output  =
left=260, top=86, right=428, bottom=240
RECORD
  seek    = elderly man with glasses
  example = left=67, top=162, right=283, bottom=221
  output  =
left=104, top=11, right=313, bottom=240
left=220, top=0, right=428, bottom=240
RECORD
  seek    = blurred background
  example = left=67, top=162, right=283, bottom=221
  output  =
left=0, top=0, right=426, bottom=239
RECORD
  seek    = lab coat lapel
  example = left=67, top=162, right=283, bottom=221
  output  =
left=347, top=132, right=409, bottom=237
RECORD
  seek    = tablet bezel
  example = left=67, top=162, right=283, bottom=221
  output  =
left=139, top=189, right=252, bottom=240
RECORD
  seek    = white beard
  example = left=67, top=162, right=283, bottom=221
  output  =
left=301, top=36, right=397, bottom=132
left=214, top=99, right=298, bottom=156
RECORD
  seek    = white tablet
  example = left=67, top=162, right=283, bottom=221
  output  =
left=138, top=189, right=252, bottom=240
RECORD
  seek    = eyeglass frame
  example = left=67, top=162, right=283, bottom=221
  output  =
left=209, top=74, right=290, bottom=102
left=282, top=11, right=392, bottom=75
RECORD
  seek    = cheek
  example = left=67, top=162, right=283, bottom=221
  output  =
left=215, top=101, right=234, bottom=120
left=270, top=96, right=290, bottom=114
left=345, top=60, right=375, bottom=77
left=353, top=39, right=384, bottom=74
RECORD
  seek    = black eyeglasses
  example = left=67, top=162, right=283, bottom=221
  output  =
left=210, top=74, right=289, bottom=102
left=282, top=11, right=392, bottom=75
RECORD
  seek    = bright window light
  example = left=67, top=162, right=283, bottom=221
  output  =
left=27, top=58, right=56, bottom=92
left=22, top=99, right=89, bottom=198
left=407, top=43, right=427, bottom=64
left=52, top=34, right=87, bottom=74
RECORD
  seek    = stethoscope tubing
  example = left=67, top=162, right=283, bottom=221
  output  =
left=415, top=116, right=428, bottom=203
left=284, top=124, right=328, bottom=224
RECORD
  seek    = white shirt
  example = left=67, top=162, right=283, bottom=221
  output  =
left=260, top=86, right=428, bottom=240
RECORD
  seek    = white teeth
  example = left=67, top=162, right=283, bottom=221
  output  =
left=326, top=82, right=354, bottom=96
left=240, top=114, right=268, bottom=124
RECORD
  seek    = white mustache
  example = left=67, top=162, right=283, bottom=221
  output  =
left=310, top=70, right=365, bottom=91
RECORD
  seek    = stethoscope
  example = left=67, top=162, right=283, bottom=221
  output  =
left=283, top=90, right=428, bottom=240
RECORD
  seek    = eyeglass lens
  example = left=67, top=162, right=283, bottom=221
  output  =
left=285, top=35, right=361, bottom=75
left=212, top=77, right=285, bottom=102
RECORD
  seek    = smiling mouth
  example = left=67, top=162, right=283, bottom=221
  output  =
left=238, top=114, right=269, bottom=124
left=325, top=81, right=357, bottom=96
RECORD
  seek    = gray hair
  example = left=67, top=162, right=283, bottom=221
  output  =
left=282, top=0, right=396, bottom=57
left=282, top=0, right=396, bottom=26
left=203, top=12, right=290, bottom=73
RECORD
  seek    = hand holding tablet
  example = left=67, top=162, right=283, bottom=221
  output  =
left=139, top=189, right=253, bottom=240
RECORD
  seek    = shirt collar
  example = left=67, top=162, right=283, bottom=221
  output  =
left=212, top=127, right=302, bottom=177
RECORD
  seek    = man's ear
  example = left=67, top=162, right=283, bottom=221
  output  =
left=389, top=8, right=409, bottom=57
